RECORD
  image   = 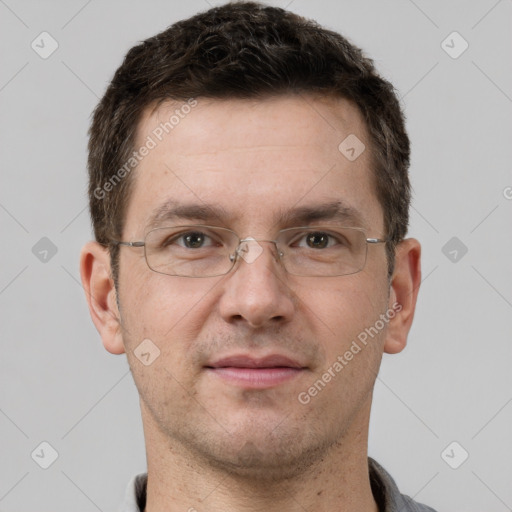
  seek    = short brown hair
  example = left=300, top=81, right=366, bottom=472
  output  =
left=88, top=1, right=410, bottom=282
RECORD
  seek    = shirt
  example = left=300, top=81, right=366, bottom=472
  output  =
left=119, top=457, right=438, bottom=512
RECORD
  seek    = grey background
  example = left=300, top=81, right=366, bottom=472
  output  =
left=1, top=0, right=511, bottom=510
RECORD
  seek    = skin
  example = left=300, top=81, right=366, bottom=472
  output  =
left=81, top=95, right=421, bottom=512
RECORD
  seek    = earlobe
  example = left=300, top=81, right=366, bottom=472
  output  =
left=80, top=241, right=126, bottom=355
left=383, top=238, right=421, bottom=355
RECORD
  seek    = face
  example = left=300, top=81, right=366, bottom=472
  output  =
left=89, top=95, right=413, bottom=478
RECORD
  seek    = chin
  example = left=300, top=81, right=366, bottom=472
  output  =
left=192, top=424, right=335, bottom=482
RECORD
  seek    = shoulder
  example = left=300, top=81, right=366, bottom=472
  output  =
left=369, top=457, right=438, bottom=512
left=118, top=473, right=148, bottom=512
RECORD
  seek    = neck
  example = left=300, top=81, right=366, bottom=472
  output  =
left=141, top=398, right=379, bottom=512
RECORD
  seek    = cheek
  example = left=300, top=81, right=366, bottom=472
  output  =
left=303, top=277, right=388, bottom=348
left=298, top=282, right=387, bottom=412
left=118, top=272, right=207, bottom=407
left=118, top=262, right=217, bottom=351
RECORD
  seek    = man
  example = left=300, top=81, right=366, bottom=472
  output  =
left=80, top=2, right=434, bottom=511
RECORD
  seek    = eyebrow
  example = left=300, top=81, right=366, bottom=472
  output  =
left=275, top=201, right=364, bottom=228
left=147, top=201, right=230, bottom=229
left=146, top=200, right=365, bottom=230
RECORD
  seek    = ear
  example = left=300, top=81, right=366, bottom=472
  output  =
left=383, top=238, right=421, bottom=355
left=80, top=241, right=125, bottom=355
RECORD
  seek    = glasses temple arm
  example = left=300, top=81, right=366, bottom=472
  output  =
left=110, top=240, right=146, bottom=247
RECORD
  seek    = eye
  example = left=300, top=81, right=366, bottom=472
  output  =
left=168, top=231, right=216, bottom=249
left=294, top=231, right=346, bottom=250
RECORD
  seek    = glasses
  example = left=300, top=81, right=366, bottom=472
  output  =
left=111, top=225, right=388, bottom=278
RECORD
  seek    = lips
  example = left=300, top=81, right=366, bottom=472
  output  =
left=205, top=354, right=307, bottom=389
left=206, top=354, right=305, bottom=369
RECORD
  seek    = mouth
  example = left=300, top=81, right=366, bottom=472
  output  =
left=204, top=354, right=307, bottom=389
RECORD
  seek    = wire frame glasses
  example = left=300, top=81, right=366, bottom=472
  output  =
left=111, top=224, right=388, bottom=278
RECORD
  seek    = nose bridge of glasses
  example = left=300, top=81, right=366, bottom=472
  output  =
left=235, top=237, right=283, bottom=265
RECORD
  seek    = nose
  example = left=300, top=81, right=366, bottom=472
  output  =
left=218, top=239, right=295, bottom=329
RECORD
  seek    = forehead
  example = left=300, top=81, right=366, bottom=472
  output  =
left=124, top=95, right=384, bottom=236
